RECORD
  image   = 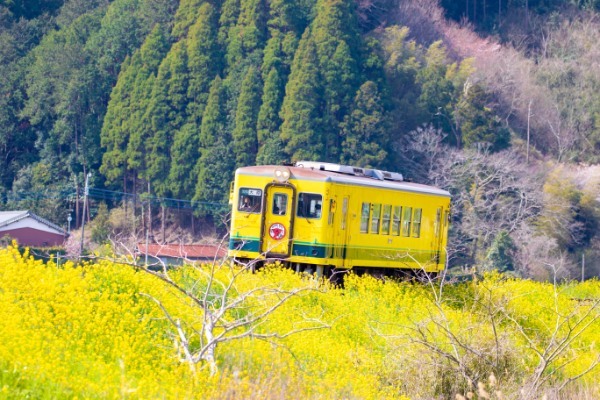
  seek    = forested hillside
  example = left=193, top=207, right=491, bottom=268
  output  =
left=1, top=0, right=600, bottom=278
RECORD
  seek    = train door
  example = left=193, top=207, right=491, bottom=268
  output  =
left=433, top=207, right=445, bottom=268
left=261, top=184, right=295, bottom=257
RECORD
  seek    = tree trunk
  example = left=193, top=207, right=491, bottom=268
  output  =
left=133, top=173, right=137, bottom=235
left=203, top=316, right=218, bottom=376
left=192, top=211, right=195, bottom=236
left=75, top=176, right=80, bottom=229
left=123, top=173, right=128, bottom=217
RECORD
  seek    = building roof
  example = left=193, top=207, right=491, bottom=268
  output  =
left=0, top=210, right=67, bottom=235
left=137, top=243, right=227, bottom=260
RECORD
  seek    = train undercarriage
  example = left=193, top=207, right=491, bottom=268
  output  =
left=231, top=257, right=440, bottom=284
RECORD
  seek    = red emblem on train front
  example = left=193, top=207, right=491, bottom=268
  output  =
left=269, top=223, right=286, bottom=240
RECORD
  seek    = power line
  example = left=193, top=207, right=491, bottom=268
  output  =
left=4, top=187, right=229, bottom=211
left=88, top=188, right=228, bottom=210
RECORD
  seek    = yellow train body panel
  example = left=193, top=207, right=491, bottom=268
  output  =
left=228, top=162, right=451, bottom=273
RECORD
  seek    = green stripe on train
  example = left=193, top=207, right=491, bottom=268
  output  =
left=229, top=237, right=260, bottom=252
left=230, top=238, right=444, bottom=265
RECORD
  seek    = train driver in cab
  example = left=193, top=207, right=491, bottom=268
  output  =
left=240, top=195, right=259, bottom=212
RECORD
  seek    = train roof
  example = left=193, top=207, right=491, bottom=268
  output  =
left=235, top=163, right=451, bottom=198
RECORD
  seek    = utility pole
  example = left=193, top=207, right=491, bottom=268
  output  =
left=80, top=172, right=91, bottom=258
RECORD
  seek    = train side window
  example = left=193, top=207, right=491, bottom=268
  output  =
left=371, top=204, right=381, bottom=234
left=297, top=193, right=323, bottom=219
left=381, top=205, right=391, bottom=235
left=239, top=188, right=262, bottom=213
left=392, top=206, right=401, bottom=236
left=402, top=207, right=412, bottom=237
left=272, top=193, right=287, bottom=215
left=360, top=203, right=370, bottom=233
left=412, top=208, right=422, bottom=238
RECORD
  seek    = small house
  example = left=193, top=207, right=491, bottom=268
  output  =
left=0, top=210, right=68, bottom=247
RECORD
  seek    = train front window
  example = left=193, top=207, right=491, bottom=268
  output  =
left=297, top=193, right=322, bottom=219
left=238, top=188, right=262, bottom=213
left=272, top=193, right=287, bottom=215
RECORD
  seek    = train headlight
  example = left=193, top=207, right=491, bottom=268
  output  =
left=274, top=167, right=290, bottom=183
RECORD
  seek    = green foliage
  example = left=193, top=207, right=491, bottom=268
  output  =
left=6, top=160, right=73, bottom=222
left=280, top=29, right=322, bottom=161
left=168, top=123, right=200, bottom=198
left=194, top=138, right=235, bottom=216
left=123, top=25, right=169, bottom=179
left=198, top=76, right=226, bottom=149
left=217, top=0, right=240, bottom=49
left=96, top=0, right=179, bottom=187
left=261, top=30, right=295, bottom=80
left=24, top=11, right=104, bottom=175
left=185, top=2, right=221, bottom=123
left=457, top=84, right=510, bottom=152
left=485, top=231, right=517, bottom=272
left=256, top=67, right=285, bottom=165
left=378, top=26, right=424, bottom=131
left=9, top=0, right=600, bottom=277
left=3, top=0, right=65, bottom=20
left=100, top=54, right=135, bottom=184
left=225, top=0, right=267, bottom=68
left=232, top=66, right=261, bottom=168
left=0, top=16, right=44, bottom=191
left=267, top=0, right=313, bottom=34
left=90, top=202, right=110, bottom=244
left=340, top=81, right=389, bottom=168
left=194, top=76, right=234, bottom=215
left=145, top=40, right=188, bottom=197
left=311, top=0, right=361, bottom=160
left=171, top=0, right=204, bottom=39
left=537, top=167, right=600, bottom=252
left=416, top=41, right=456, bottom=139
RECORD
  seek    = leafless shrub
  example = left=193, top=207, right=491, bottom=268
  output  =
left=402, top=127, right=545, bottom=268
left=391, top=0, right=446, bottom=45
left=512, top=225, right=576, bottom=281
left=376, top=265, right=600, bottom=399
left=94, top=234, right=331, bottom=376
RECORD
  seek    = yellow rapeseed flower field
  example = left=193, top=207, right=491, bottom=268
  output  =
left=0, top=244, right=599, bottom=399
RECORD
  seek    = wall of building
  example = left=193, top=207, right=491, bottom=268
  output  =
left=0, top=227, right=66, bottom=247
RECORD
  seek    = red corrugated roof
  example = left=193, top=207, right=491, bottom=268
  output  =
left=138, top=243, right=227, bottom=259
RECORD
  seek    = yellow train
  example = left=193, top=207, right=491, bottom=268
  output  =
left=228, top=161, right=451, bottom=278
